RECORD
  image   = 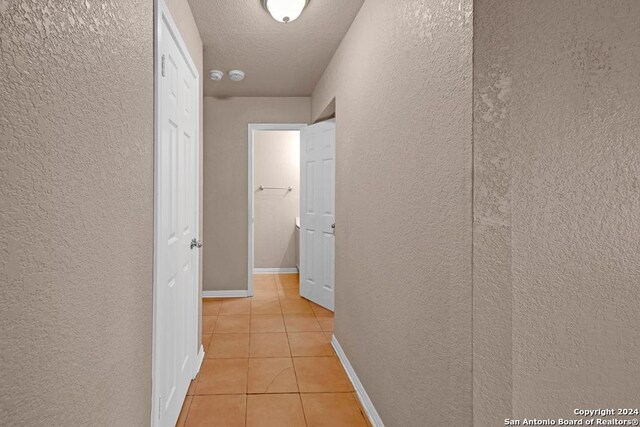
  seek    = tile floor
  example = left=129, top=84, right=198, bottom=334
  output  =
left=176, top=274, right=370, bottom=427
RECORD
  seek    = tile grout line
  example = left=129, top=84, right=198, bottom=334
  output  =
left=245, top=280, right=257, bottom=426
left=181, top=396, right=193, bottom=427
left=243, top=391, right=248, bottom=426
left=277, top=274, right=310, bottom=426
left=244, top=320, right=250, bottom=426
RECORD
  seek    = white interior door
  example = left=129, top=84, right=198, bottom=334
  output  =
left=300, top=120, right=336, bottom=311
left=155, top=4, right=200, bottom=426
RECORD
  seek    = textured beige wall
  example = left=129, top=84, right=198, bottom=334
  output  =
left=203, top=97, right=309, bottom=291
left=311, top=0, right=473, bottom=425
left=254, top=131, right=300, bottom=269
left=474, top=1, right=640, bottom=424
left=0, top=1, right=153, bottom=425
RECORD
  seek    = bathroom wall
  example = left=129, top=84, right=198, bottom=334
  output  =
left=474, top=0, right=640, bottom=424
left=0, top=2, right=153, bottom=424
left=310, top=0, right=473, bottom=425
left=253, top=130, right=300, bottom=269
left=203, top=97, right=310, bottom=291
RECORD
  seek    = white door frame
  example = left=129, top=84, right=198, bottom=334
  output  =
left=152, top=0, right=202, bottom=425
left=247, top=124, right=307, bottom=296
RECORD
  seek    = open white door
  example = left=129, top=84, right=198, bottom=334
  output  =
left=153, top=1, right=200, bottom=426
left=300, top=120, right=336, bottom=311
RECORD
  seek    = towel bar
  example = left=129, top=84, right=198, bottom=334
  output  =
left=258, top=185, right=293, bottom=191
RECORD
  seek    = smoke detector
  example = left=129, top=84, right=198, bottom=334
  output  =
left=209, top=70, right=224, bottom=81
left=228, top=70, right=245, bottom=82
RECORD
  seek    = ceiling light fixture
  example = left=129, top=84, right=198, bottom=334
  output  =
left=262, top=0, right=309, bottom=23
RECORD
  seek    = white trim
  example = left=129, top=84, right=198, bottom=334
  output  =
left=331, top=336, right=385, bottom=427
left=152, top=0, right=200, bottom=425
left=202, top=290, right=250, bottom=298
left=247, top=123, right=307, bottom=299
left=194, top=345, right=205, bottom=376
left=254, top=267, right=299, bottom=274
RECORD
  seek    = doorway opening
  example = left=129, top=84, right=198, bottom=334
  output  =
left=248, top=120, right=336, bottom=311
left=248, top=124, right=306, bottom=297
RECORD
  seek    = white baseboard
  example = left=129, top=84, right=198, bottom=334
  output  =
left=253, top=267, right=299, bottom=274
left=194, top=345, right=205, bottom=378
left=202, top=290, right=249, bottom=298
left=332, top=336, right=385, bottom=427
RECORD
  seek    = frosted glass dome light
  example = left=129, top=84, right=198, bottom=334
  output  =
left=262, top=0, right=309, bottom=23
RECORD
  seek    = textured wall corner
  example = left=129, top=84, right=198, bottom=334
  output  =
left=311, top=0, right=474, bottom=424
left=0, top=1, right=154, bottom=425
left=472, top=0, right=514, bottom=425
left=474, top=0, right=640, bottom=423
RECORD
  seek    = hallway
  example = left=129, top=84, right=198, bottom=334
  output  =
left=4, top=1, right=640, bottom=425
left=176, top=274, right=369, bottom=426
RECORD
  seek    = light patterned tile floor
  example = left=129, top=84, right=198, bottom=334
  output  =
left=177, top=274, right=370, bottom=427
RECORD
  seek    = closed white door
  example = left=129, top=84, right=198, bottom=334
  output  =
left=155, top=6, right=199, bottom=426
left=300, top=120, right=336, bottom=311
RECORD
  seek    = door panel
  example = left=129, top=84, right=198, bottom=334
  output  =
left=322, top=159, right=334, bottom=215
left=322, top=232, right=335, bottom=292
left=156, top=11, right=199, bottom=426
left=305, top=229, right=316, bottom=284
left=300, top=120, right=336, bottom=311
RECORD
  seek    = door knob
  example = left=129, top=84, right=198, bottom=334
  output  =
left=331, top=223, right=335, bottom=230
left=190, top=238, right=203, bottom=249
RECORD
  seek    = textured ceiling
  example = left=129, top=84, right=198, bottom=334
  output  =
left=187, top=0, right=364, bottom=97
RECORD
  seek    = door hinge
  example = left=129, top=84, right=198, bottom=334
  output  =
left=158, top=396, right=162, bottom=419
left=161, top=54, right=165, bottom=77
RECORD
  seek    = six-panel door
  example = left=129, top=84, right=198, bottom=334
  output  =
left=300, top=120, right=336, bottom=311
left=156, top=13, right=198, bottom=426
